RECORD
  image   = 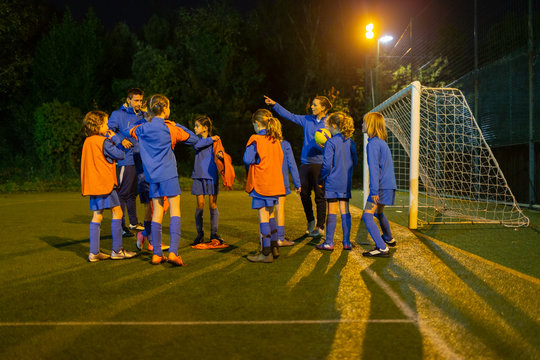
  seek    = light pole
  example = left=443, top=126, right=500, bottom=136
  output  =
left=375, top=35, right=394, bottom=105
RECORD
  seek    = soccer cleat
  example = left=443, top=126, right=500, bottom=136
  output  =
left=122, top=227, right=135, bottom=238
left=362, top=247, right=390, bottom=258
left=306, top=220, right=316, bottom=234
left=129, top=223, right=145, bottom=231
left=247, top=252, right=273, bottom=263
left=277, top=238, right=295, bottom=246
left=191, top=234, right=204, bottom=246
left=271, top=241, right=280, bottom=259
left=168, top=253, right=185, bottom=267
left=151, top=254, right=167, bottom=265
left=210, top=233, right=225, bottom=243
left=309, top=227, right=325, bottom=237
left=88, top=252, right=111, bottom=262
left=342, top=242, right=352, bottom=251
left=136, top=232, right=146, bottom=251
left=111, top=248, right=137, bottom=260
left=147, top=242, right=170, bottom=252
left=384, top=237, right=397, bottom=247
left=316, top=242, right=334, bottom=251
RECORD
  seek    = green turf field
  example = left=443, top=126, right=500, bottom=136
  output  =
left=0, top=191, right=538, bottom=359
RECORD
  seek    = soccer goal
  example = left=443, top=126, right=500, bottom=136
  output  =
left=363, top=81, right=530, bottom=229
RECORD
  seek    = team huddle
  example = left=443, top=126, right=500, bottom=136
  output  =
left=80, top=88, right=397, bottom=266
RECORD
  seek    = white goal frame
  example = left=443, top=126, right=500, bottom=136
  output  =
left=363, top=81, right=529, bottom=229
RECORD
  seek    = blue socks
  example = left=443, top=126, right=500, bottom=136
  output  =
left=277, top=225, right=285, bottom=241
left=325, top=214, right=337, bottom=245
left=169, top=216, right=181, bottom=255
left=143, top=220, right=151, bottom=238
left=151, top=221, right=163, bottom=256
left=341, top=213, right=351, bottom=246
left=89, top=222, right=100, bottom=254
left=260, top=222, right=271, bottom=248
left=210, top=208, right=219, bottom=235
left=269, top=217, right=278, bottom=242
left=362, top=213, right=386, bottom=249
left=111, top=219, right=122, bottom=252
left=375, top=212, right=393, bottom=241
left=195, top=208, right=203, bottom=236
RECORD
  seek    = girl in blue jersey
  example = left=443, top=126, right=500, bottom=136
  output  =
left=264, top=95, right=332, bottom=238
left=276, top=139, right=301, bottom=246
left=130, top=94, right=196, bottom=266
left=316, top=112, right=358, bottom=251
left=243, top=109, right=286, bottom=263
left=362, top=112, right=397, bottom=257
left=81, top=111, right=137, bottom=262
left=189, top=115, right=226, bottom=247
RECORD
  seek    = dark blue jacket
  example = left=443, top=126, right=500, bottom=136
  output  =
left=271, top=103, right=328, bottom=164
left=319, top=133, right=357, bottom=198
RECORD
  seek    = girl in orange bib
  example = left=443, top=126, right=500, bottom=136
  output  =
left=243, top=109, right=286, bottom=263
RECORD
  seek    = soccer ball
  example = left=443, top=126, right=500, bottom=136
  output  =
left=314, top=128, right=332, bottom=147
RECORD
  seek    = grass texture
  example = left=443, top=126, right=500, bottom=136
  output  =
left=0, top=191, right=538, bottom=359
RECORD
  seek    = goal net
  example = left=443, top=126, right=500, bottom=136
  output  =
left=363, top=81, right=529, bottom=228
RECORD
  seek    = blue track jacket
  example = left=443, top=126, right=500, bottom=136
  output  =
left=271, top=103, right=328, bottom=164
left=281, top=140, right=300, bottom=195
left=108, top=105, right=145, bottom=166
left=319, top=133, right=358, bottom=198
left=366, top=136, right=397, bottom=196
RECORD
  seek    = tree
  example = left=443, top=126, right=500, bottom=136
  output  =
left=31, top=8, right=103, bottom=112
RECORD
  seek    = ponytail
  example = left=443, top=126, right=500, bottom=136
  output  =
left=148, top=94, right=169, bottom=117
left=251, top=109, right=282, bottom=142
left=328, top=111, right=355, bottom=139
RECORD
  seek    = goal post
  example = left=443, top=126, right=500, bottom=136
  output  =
left=363, top=82, right=529, bottom=228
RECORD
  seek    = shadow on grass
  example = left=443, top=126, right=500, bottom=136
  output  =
left=40, top=236, right=97, bottom=260
left=361, top=259, right=423, bottom=359
left=414, top=232, right=540, bottom=357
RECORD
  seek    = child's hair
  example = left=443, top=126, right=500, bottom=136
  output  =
left=251, top=109, right=283, bottom=142
left=194, top=115, right=213, bottom=135
left=148, top=94, right=170, bottom=117
left=314, top=96, right=333, bottom=114
left=328, top=111, right=355, bottom=139
left=127, top=88, right=144, bottom=99
left=83, top=111, right=108, bottom=136
left=363, top=112, right=387, bottom=140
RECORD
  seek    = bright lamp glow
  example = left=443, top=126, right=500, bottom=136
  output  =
left=379, top=35, right=394, bottom=43
left=366, top=23, right=374, bottom=32
left=366, top=31, right=374, bottom=39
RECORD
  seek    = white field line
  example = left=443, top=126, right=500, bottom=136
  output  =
left=349, top=204, right=463, bottom=360
left=0, top=319, right=414, bottom=327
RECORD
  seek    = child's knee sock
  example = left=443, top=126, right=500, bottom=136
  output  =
left=325, top=214, right=337, bottom=245
left=111, top=219, right=122, bottom=252
left=341, top=213, right=351, bottom=245
left=260, top=222, right=271, bottom=250
left=375, top=212, right=393, bottom=241
left=362, top=213, right=386, bottom=249
left=151, top=222, right=163, bottom=256
left=143, top=220, right=152, bottom=238
left=89, top=222, right=100, bottom=254
left=210, top=208, right=219, bottom=235
left=269, top=217, right=278, bottom=248
left=195, top=208, right=203, bottom=236
left=169, top=216, right=181, bottom=255
left=277, top=225, right=285, bottom=241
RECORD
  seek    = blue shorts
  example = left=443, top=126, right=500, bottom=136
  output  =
left=89, top=190, right=120, bottom=211
left=191, top=178, right=219, bottom=196
left=149, top=178, right=181, bottom=198
left=367, top=189, right=395, bottom=206
left=249, top=190, right=279, bottom=209
left=325, top=191, right=350, bottom=199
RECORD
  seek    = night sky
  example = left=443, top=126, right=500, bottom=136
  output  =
left=41, top=0, right=432, bottom=36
